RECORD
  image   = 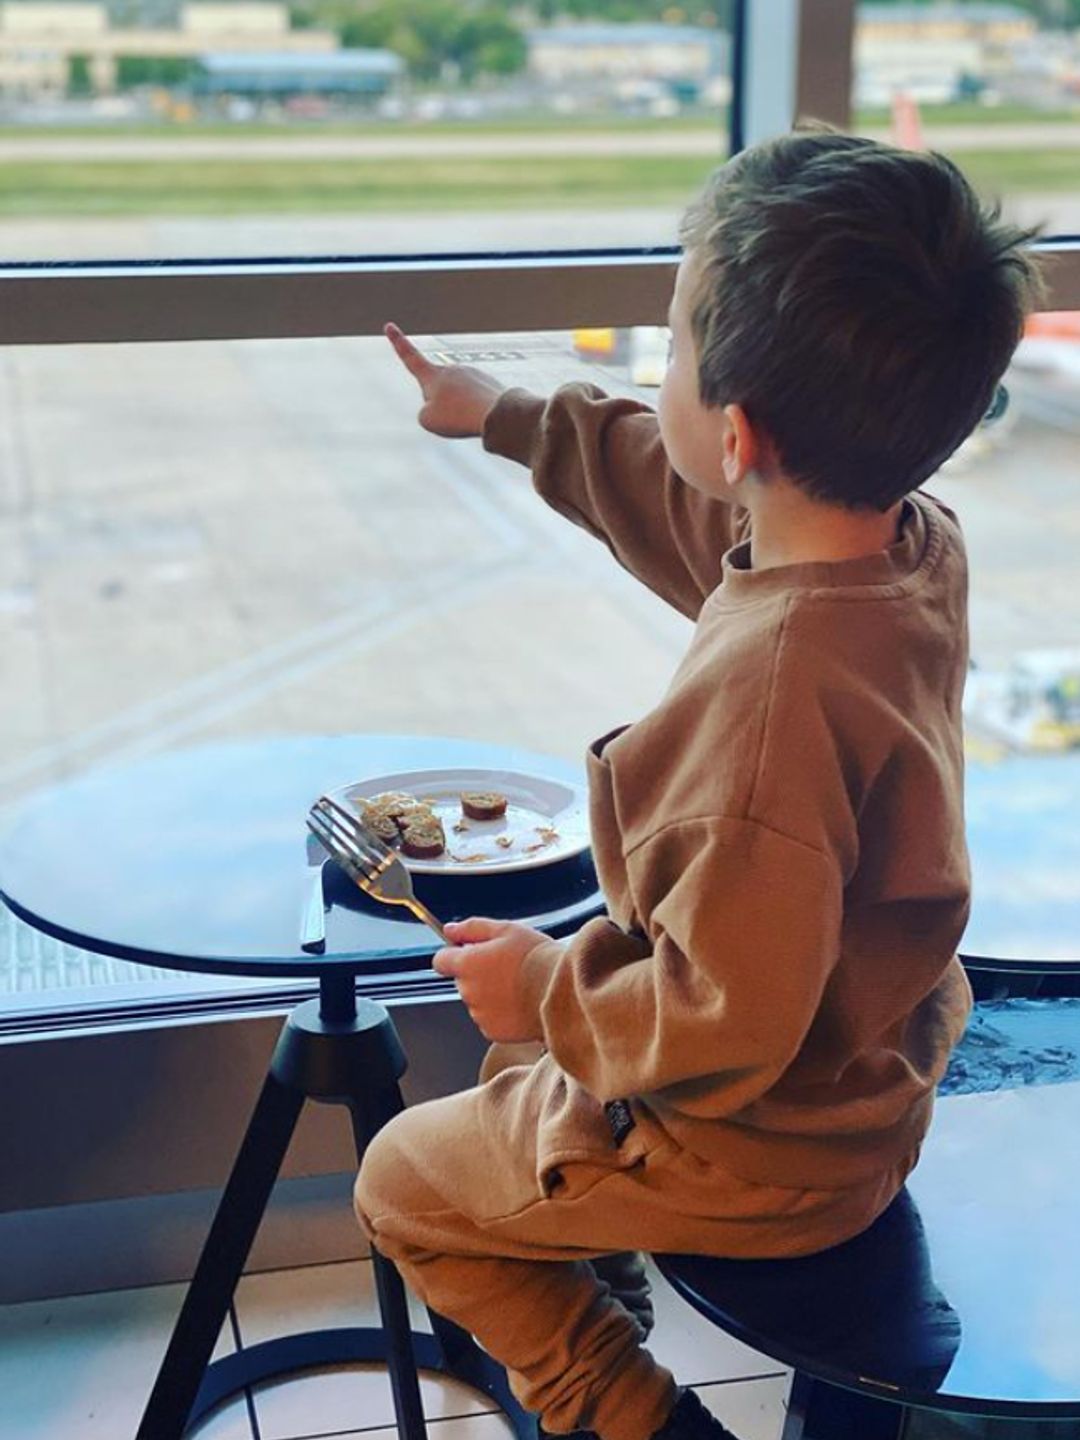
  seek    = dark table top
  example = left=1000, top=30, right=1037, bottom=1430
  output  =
left=0, top=736, right=605, bottom=978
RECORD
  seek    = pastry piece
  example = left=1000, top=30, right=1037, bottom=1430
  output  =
left=400, top=821, right=446, bottom=860
left=366, top=812, right=400, bottom=845
left=461, top=791, right=508, bottom=821
left=394, top=802, right=438, bottom=833
left=364, top=792, right=418, bottom=822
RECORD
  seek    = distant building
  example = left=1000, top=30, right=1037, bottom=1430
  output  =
left=856, top=2, right=1039, bottom=107
left=858, top=3, right=1037, bottom=46
left=0, top=1, right=338, bottom=98
left=527, top=23, right=728, bottom=85
left=196, top=49, right=402, bottom=99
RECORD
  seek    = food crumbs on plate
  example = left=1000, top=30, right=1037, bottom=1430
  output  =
left=535, top=826, right=559, bottom=841
left=522, top=842, right=548, bottom=854
left=495, top=835, right=514, bottom=848
left=452, top=820, right=470, bottom=833
left=452, top=852, right=490, bottom=864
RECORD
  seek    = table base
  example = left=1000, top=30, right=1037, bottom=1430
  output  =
left=188, top=1324, right=533, bottom=1436
left=136, top=983, right=534, bottom=1440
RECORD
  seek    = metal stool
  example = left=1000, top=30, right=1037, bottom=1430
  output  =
left=655, top=1025, right=1080, bottom=1440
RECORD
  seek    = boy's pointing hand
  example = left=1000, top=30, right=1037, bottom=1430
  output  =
left=433, top=917, right=551, bottom=1043
left=385, top=322, right=507, bottom=440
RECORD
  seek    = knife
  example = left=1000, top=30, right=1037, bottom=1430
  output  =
left=300, top=832, right=328, bottom=953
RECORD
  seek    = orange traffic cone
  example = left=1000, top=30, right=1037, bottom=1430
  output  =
left=891, top=91, right=926, bottom=151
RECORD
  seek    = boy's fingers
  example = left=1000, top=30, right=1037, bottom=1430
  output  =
left=443, top=917, right=505, bottom=943
left=384, top=322, right=440, bottom=386
left=432, top=946, right=464, bottom=977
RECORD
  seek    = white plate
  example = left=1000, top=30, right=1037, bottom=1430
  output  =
left=331, top=767, right=590, bottom=875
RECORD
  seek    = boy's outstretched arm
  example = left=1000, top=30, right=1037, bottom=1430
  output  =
left=386, top=325, right=744, bottom=620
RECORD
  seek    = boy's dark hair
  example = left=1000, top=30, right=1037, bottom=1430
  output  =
left=679, top=127, right=1045, bottom=511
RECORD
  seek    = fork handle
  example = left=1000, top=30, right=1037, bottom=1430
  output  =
left=300, top=866, right=327, bottom=954
left=406, top=898, right=447, bottom=943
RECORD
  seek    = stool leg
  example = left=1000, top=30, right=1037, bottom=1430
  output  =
left=789, top=1372, right=905, bottom=1440
left=137, top=1070, right=305, bottom=1440
left=349, top=1096, right=429, bottom=1440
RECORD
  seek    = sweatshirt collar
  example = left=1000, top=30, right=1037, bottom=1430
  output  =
left=715, top=495, right=932, bottom=604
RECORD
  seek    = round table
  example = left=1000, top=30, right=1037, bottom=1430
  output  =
left=0, top=733, right=604, bottom=1440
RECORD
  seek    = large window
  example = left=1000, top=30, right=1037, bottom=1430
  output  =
left=0, top=1, right=735, bottom=262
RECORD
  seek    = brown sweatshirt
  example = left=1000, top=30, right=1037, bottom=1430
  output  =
left=483, top=382, right=973, bottom=1191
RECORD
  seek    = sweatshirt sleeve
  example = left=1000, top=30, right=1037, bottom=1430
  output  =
left=482, top=383, right=746, bottom=620
left=518, top=816, right=844, bottom=1110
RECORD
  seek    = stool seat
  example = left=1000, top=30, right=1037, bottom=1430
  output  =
left=656, top=1078, right=1080, bottom=1429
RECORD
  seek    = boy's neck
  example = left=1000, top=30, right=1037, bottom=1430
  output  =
left=745, top=482, right=905, bottom=572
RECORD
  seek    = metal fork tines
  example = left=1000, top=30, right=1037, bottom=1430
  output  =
left=306, top=795, right=447, bottom=942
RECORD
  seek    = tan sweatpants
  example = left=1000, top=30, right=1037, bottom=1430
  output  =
left=355, top=1044, right=911, bottom=1440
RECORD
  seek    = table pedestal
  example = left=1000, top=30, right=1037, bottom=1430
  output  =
left=137, top=975, right=534, bottom=1440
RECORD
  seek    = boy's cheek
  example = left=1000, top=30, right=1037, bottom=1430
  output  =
left=656, top=377, right=681, bottom=464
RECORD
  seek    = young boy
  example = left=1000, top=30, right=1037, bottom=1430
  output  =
left=356, top=129, right=1042, bottom=1440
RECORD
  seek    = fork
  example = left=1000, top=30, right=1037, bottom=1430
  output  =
left=306, top=794, right=447, bottom=942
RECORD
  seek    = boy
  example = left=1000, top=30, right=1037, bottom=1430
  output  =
left=356, top=129, right=1042, bottom=1440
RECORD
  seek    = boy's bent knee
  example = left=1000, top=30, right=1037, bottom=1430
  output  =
left=478, top=1040, right=545, bottom=1085
left=354, top=1111, right=420, bottom=1233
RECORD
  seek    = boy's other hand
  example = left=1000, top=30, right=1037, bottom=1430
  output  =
left=433, top=916, right=551, bottom=1043
left=385, top=322, right=506, bottom=439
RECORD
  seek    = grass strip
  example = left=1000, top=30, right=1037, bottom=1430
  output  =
left=0, top=148, right=1076, bottom=219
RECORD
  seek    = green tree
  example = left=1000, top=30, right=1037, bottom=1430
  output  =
left=858, top=0, right=1080, bottom=24
left=67, top=54, right=92, bottom=98
left=454, top=11, right=528, bottom=78
left=537, top=0, right=728, bottom=20
left=340, top=1, right=527, bottom=83
left=116, top=56, right=198, bottom=89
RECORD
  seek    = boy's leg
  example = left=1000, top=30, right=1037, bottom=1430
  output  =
left=590, top=1249, right=654, bottom=1338
left=356, top=1083, right=676, bottom=1440
left=477, top=1040, right=546, bottom=1083
left=478, top=1042, right=655, bottom=1340
left=356, top=1063, right=907, bottom=1440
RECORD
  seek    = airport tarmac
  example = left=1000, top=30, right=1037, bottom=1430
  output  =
left=2, top=325, right=1078, bottom=807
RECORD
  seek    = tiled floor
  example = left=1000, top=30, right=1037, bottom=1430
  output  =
left=1, top=1256, right=791, bottom=1440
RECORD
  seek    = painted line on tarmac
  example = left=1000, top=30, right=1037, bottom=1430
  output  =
left=0, top=556, right=522, bottom=793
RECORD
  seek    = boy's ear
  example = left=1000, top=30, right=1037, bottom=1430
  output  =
left=721, top=404, right=758, bottom=487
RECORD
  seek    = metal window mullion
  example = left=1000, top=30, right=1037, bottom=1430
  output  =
left=796, top=0, right=857, bottom=132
